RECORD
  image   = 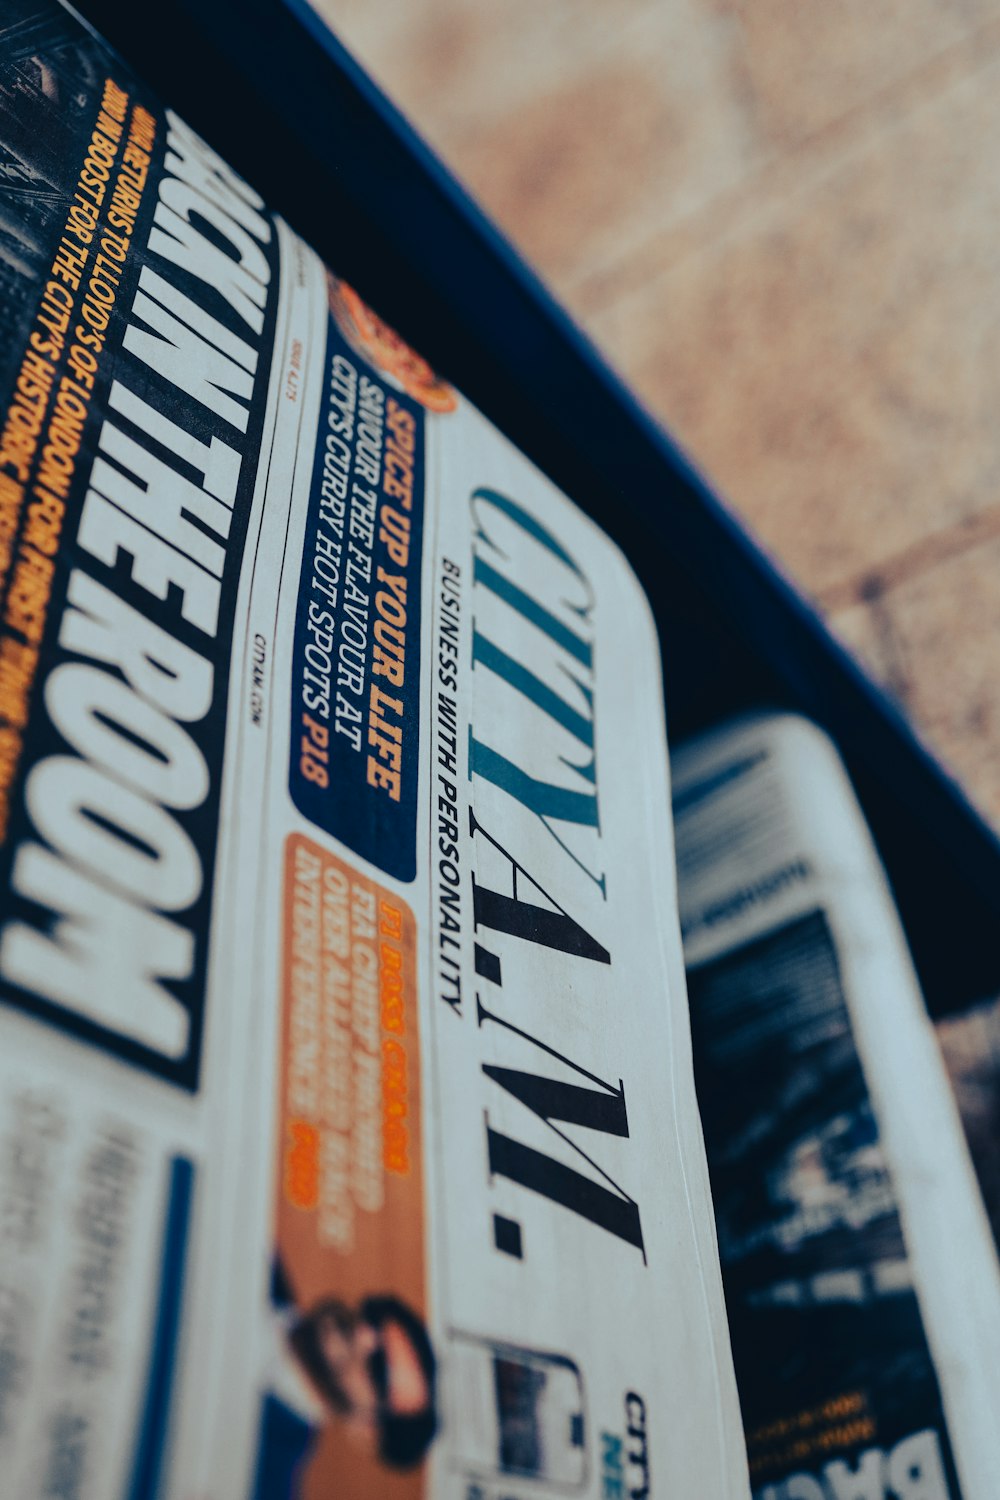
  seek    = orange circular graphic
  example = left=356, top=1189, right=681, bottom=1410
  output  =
left=328, top=275, right=457, bottom=414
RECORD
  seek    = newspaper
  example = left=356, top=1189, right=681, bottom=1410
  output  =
left=673, top=713, right=1000, bottom=1500
left=0, top=4, right=749, bottom=1497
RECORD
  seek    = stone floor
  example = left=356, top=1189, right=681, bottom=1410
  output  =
left=318, top=0, right=1000, bottom=833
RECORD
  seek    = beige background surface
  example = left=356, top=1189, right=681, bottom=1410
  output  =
left=317, top=0, right=1000, bottom=831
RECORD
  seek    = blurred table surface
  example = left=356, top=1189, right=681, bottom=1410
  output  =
left=319, top=0, right=1000, bottom=834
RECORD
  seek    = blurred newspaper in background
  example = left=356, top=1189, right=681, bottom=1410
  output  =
left=674, top=715, right=1000, bottom=1500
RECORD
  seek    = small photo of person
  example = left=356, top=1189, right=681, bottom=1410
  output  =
left=289, top=1294, right=438, bottom=1470
left=255, top=1277, right=439, bottom=1498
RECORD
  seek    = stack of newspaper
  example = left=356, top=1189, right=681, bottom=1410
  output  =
left=0, top=4, right=996, bottom=1499
left=674, top=715, right=1000, bottom=1500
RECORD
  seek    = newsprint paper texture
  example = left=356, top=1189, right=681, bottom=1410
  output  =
left=0, top=5, right=750, bottom=1498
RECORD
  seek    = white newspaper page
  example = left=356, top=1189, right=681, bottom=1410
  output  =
left=0, top=5, right=749, bottom=1499
left=673, top=713, right=1000, bottom=1500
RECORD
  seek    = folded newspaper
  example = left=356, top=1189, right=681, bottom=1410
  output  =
left=0, top=3, right=749, bottom=1496
left=673, top=714, right=1000, bottom=1500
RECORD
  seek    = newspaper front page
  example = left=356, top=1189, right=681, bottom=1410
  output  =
left=0, top=5, right=749, bottom=1497
left=673, top=715, right=1000, bottom=1500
